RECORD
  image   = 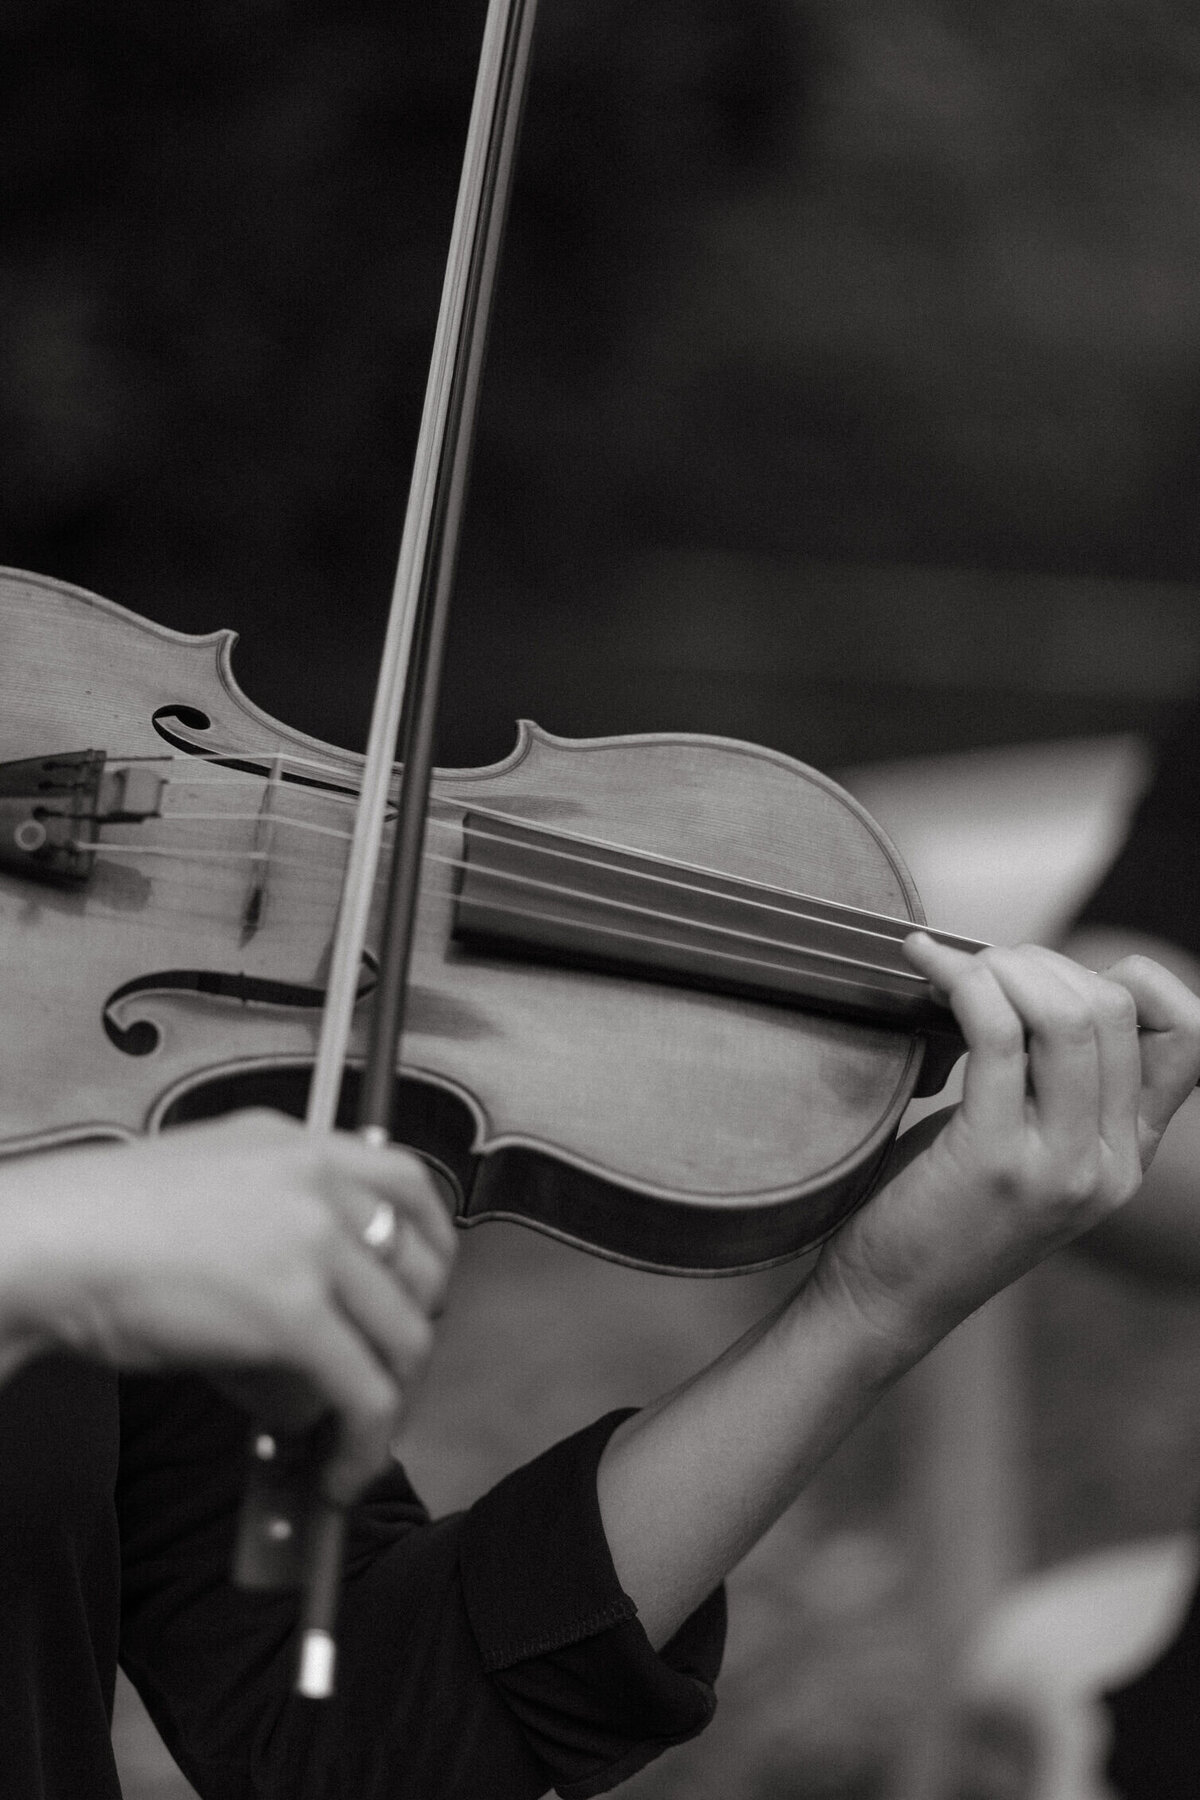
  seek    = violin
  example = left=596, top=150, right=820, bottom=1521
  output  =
left=0, top=564, right=975, bottom=1275
left=0, top=0, right=983, bottom=1701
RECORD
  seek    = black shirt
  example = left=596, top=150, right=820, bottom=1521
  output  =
left=1074, top=700, right=1200, bottom=1800
left=0, top=1352, right=724, bottom=1799
left=1075, top=703, right=1200, bottom=962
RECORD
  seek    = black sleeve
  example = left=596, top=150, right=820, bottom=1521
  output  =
left=116, top=1376, right=725, bottom=1800
left=1074, top=700, right=1200, bottom=957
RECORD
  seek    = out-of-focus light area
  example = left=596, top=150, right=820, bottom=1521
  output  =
left=8, top=3, right=1200, bottom=1798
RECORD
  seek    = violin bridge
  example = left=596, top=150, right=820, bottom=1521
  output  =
left=240, top=756, right=283, bottom=944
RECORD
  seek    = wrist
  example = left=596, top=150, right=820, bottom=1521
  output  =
left=798, top=1238, right=957, bottom=1379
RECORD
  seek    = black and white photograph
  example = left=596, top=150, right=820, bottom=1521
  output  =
left=4, top=6, right=1200, bottom=1798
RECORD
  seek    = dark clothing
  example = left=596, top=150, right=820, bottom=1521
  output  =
left=0, top=1353, right=724, bottom=1799
left=1102, top=1577, right=1200, bottom=1800
left=1075, top=705, right=1200, bottom=964
left=1074, top=702, right=1200, bottom=1800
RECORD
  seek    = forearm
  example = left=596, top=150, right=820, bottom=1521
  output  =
left=596, top=1267, right=924, bottom=1650
left=599, top=932, right=1200, bottom=1651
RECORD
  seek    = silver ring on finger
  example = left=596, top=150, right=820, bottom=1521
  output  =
left=362, top=1200, right=399, bottom=1259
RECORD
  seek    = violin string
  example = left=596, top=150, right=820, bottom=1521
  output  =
left=77, top=753, right=957, bottom=987
left=88, top=799, right=932, bottom=964
left=71, top=839, right=926, bottom=1001
left=426, top=877, right=931, bottom=997
left=160, top=809, right=359, bottom=845
left=425, top=851, right=932, bottom=990
left=433, top=887, right=934, bottom=1001
left=150, top=796, right=936, bottom=955
left=103, top=751, right=966, bottom=949
left=127, top=752, right=966, bottom=930
left=67, top=822, right=933, bottom=994
left=110, top=749, right=365, bottom=788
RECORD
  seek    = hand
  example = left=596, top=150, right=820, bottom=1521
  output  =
left=809, top=937, right=1200, bottom=1358
left=0, top=1110, right=457, bottom=1500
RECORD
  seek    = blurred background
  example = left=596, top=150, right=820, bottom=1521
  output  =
left=6, top=2, right=1200, bottom=1796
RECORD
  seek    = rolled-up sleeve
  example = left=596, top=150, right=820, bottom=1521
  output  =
left=458, top=1411, right=726, bottom=1797
left=117, top=1380, right=724, bottom=1800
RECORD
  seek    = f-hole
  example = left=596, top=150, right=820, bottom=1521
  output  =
left=151, top=707, right=364, bottom=799
left=103, top=958, right=379, bottom=1056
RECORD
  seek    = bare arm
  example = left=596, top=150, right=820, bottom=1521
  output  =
left=598, top=938, right=1200, bottom=1648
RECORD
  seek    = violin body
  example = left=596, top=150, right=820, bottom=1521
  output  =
left=0, top=567, right=945, bottom=1273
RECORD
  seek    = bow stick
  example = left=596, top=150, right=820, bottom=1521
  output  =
left=231, top=0, right=543, bottom=1700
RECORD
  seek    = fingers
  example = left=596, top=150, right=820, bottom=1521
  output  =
left=319, top=1143, right=457, bottom=1316
left=293, top=1210, right=450, bottom=1501
left=907, top=936, right=1200, bottom=1176
left=328, top=1234, right=435, bottom=1401
left=1033, top=951, right=1141, bottom=1163
left=322, top=1138, right=458, bottom=1266
left=905, top=935, right=1029, bottom=1128
left=198, top=1113, right=457, bottom=1260
left=219, top=1290, right=413, bottom=1504
left=278, top=1306, right=406, bottom=1503
left=903, top=934, right=1140, bottom=1162
left=199, top=1115, right=457, bottom=1494
left=389, top=1217, right=454, bottom=1315
left=809, top=941, right=1200, bottom=1362
left=1101, top=954, right=1200, bottom=1158
left=302, top=1140, right=455, bottom=1492
left=208, top=1113, right=458, bottom=1307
